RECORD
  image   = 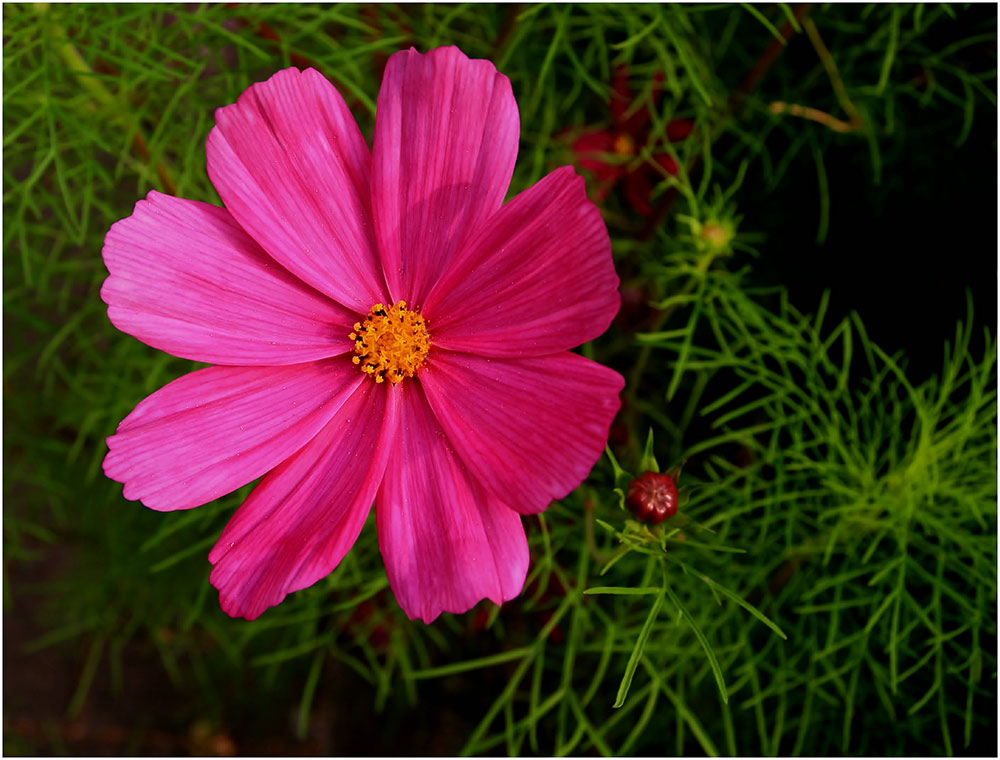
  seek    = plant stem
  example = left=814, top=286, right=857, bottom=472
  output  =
left=622, top=252, right=716, bottom=465
left=768, top=16, right=864, bottom=133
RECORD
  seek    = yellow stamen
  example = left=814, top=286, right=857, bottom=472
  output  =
left=612, top=133, right=636, bottom=157
left=351, top=300, right=430, bottom=384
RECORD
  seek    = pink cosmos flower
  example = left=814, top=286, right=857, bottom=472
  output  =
left=101, top=46, right=624, bottom=623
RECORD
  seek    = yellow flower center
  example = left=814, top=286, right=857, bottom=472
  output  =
left=612, top=133, right=636, bottom=157
left=350, top=300, right=430, bottom=384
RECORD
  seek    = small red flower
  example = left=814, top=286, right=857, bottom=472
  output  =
left=572, top=64, right=694, bottom=217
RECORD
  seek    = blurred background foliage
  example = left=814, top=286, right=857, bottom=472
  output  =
left=3, top=2, right=996, bottom=756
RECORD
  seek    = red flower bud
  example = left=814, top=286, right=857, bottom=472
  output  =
left=626, top=470, right=678, bottom=524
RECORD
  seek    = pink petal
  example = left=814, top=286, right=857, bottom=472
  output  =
left=371, top=46, right=519, bottom=305
left=611, top=64, right=664, bottom=137
left=105, top=359, right=361, bottom=511
left=423, top=166, right=620, bottom=357
left=623, top=167, right=656, bottom=217
left=206, top=67, right=386, bottom=312
left=610, top=63, right=633, bottom=128
left=420, top=351, right=623, bottom=514
left=621, top=70, right=664, bottom=136
left=102, top=192, right=355, bottom=366
left=571, top=130, right=625, bottom=182
left=209, top=379, right=398, bottom=620
left=652, top=152, right=680, bottom=176
left=666, top=118, right=695, bottom=142
left=376, top=385, right=528, bottom=623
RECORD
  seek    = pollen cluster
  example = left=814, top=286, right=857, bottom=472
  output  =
left=612, top=133, right=636, bottom=157
left=351, top=301, right=430, bottom=384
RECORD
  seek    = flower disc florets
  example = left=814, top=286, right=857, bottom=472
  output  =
left=350, top=300, right=430, bottom=384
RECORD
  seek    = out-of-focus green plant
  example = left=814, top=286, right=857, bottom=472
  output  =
left=4, top=3, right=995, bottom=755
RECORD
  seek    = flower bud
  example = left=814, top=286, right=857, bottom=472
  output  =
left=626, top=470, right=678, bottom=524
left=698, top=218, right=735, bottom=254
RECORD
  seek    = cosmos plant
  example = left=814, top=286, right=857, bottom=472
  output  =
left=100, top=46, right=624, bottom=622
